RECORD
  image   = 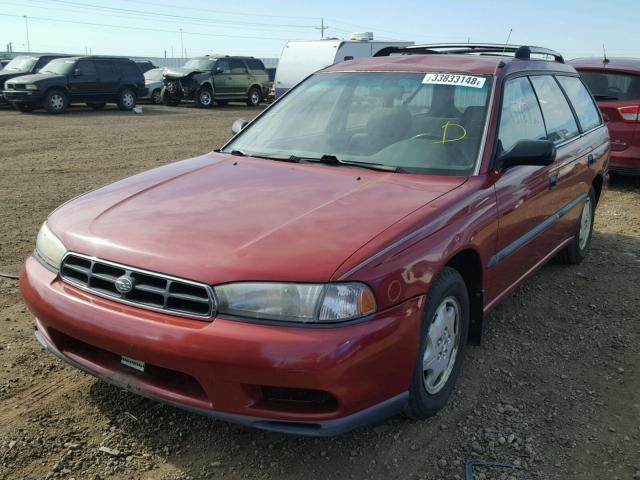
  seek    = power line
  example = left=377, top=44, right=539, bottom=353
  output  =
left=0, top=12, right=310, bottom=41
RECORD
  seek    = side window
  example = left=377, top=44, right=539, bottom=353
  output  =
left=115, top=61, right=142, bottom=79
left=245, top=59, right=265, bottom=71
left=76, top=60, right=96, bottom=77
left=95, top=61, right=116, bottom=80
left=498, top=77, right=547, bottom=152
left=215, top=60, right=230, bottom=74
left=229, top=59, right=246, bottom=74
left=35, top=57, right=51, bottom=71
left=556, top=76, right=602, bottom=131
left=529, top=75, right=579, bottom=144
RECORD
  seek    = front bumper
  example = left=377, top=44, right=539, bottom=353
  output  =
left=21, top=256, right=424, bottom=436
left=2, top=89, right=43, bottom=105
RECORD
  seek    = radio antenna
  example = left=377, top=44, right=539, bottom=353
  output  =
left=502, top=28, right=513, bottom=55
left=603, top=44, right=610, bottom=64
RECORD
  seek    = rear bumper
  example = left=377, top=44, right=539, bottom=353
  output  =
left=21, top=256, right=423, bottom=436
left=610, top=145, right=640, bottom=176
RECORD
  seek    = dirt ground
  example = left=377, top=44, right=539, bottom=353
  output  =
left=0, top=103, right=638, bottom=480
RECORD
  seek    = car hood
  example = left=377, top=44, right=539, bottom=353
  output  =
left=5, top=72, right=63, bottom=84
left=48, top=152, right=467, bottom=285
left=0, top=70, right=31, bottom=84
left=162, top=67, right=207, bottom=80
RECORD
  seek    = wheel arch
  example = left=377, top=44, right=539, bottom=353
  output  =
left=592, top=173, right=604, bottom=205
left=444, top=248, right=484, bottom=345
left=43, top=85, right=70, bottom=98
left=248, top=84, right=263, bottom=95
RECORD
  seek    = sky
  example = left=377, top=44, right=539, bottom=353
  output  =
left=0, top=0, right=639, bottom=60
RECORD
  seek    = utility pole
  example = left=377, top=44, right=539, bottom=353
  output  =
left=179, top=28, right=184, bottom=61
left=316, top=18, right=328, bottom=38
left=23, top=15, right=30, bottom=52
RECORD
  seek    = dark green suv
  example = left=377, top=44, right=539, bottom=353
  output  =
left=161, top=56, right=269, bottom=108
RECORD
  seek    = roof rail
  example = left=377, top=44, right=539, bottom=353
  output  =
left=374, top=43, right=564, bottom=63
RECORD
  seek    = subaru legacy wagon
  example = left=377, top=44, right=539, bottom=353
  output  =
left=21, top=44, right=609, bottom=436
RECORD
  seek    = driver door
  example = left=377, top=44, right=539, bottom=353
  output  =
left=68, top=60, right=99, bottom=98
left=213, top=59, right=231, bottom=94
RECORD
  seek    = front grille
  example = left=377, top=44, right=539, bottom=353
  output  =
left=6, top=84, right=15, bottom=90
left=13, top=84, right=25, bottom=90
left=60, top=253, right=215, bottom=319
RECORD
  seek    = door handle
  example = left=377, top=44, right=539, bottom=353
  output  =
left=549, top=173, right=558, bottom=190
left=587, top=153, right=594, bottom=166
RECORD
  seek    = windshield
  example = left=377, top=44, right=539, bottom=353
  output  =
left=183, top=58, right=216, bottom=71
left=144, top=67, right=165, bottom=81
left=223, top=72, right=493, bottom=175
left=39, top=58, right=76, bottom=75
left=4, top=56, right=37, bottom=72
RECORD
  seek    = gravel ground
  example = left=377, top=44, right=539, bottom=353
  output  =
left=0, top=103, right=638, bottom=480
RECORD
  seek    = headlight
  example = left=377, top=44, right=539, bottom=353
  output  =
left=34, top=222, right=66, bottom=271
left=214, top=282, right=376, bottom=323
left=24, top=84, right=38, bottom=90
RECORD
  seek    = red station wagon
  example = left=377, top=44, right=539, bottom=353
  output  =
left=21, top=44, right=609, bottom=436
left=569, top=57, right=640, bottom=176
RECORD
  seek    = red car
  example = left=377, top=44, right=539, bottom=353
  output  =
left=21, top=44, right=609, bottom=436
left=570, top=57, right=640, bottom=176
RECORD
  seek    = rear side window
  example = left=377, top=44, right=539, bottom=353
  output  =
left=579, top=71, right=640, bottom=101
left=229, top=59, right=246, bottom=74
left=245, top=59, right=265, bottom=71
left=76, top=60, right=96, bottom=76
left=556, top=76, right=602, bottom=131
left=498, top=77, right=547, bottom=152
left=95, top=61, right=116, bottom=80
left=529, top=76, right=580, bottom=144
left=115, top=61, right=142, bottom=79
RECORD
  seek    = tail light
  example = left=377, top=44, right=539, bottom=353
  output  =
left=618, top=106, right=640, bottom=122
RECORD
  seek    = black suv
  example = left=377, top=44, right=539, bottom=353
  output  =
left=3, top=56, right=146, bottom=114
left=0, top=55, right=71, bottom=106
left=161, top=55, right=269, bottom=108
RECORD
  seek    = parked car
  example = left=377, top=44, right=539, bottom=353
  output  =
left=274, top=33, right=413, bottom=98
left=3, top=56, right=146, bottom=114
left=0, top=54, right=71, bottom=105
left=140, top=67, right=164, bottom=104
left=21, top=44, right=608, bottom=436
left=160, top=55, right=269, bottom=108
left=570, top=57, right=640, bottom=176
left=134, top=60, right=157, bottom=73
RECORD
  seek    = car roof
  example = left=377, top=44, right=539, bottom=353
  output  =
left=323, top=53, right=577, bottom=77
left=569, top=57, right=640, bottom=73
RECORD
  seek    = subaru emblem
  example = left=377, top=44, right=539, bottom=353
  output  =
left=115, top=276, right=134, bottom=294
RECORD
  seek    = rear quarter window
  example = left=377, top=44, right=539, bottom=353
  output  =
left=579, top=70, right=640, bottom=102
left=114, top=61, right=143, bottom=79
left=529, top=75, right=580, bottom=144
left=245, top=59, right=266, bottom=71
left=556, top=75, right=602, bottom=132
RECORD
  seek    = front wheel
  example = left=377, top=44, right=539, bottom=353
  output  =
left=246, top=86, right=262, bottom=107
left=559, top=187, right=596, bottom=265
left=405, top=267, right=470, bottom=419
left=117, top=88, right=136, bottom=110
left=150, top=89, right=162, bottom=105
left=44, top=89, right=68, bottom=114
left=195, top=87, right=213, bottom=108
left=161, top=87, right=180, bottom=106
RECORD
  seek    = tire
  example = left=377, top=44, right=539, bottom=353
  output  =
left=216, top=99, right=228, bottom=106
left=559, top=187, right=596, bottom=265
left=14, top=103, right=35, bottom=113
left=161, top=87, right=180, bottom=106
left=151, top=89, right=162, bottom=105
left=195, top=86, right=213, bottom=108
left=44, top=89, right=68, bottom=114
left=246, top=86, right=262, bottom=106
left=87, top=102, right=106, bottom=110
left=117, top=88, right=136, bottom=111
left=405, top=267, right=470, bottom=419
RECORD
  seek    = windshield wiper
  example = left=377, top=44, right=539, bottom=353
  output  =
left=296, top=154, right=402, bottom=172
left=226, top=150, right=301, bottom=164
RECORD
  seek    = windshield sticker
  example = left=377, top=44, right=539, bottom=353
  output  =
left=422, top=73, right=486, bottom=89
left=434, top=122, right=467, bottom=144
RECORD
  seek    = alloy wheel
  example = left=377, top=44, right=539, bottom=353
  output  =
left=423, top=296, right=461, bottom=394
left=578, top=198, right=592, bottom=250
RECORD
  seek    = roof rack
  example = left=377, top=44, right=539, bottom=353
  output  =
left=374, top=43, right=564, bottom=63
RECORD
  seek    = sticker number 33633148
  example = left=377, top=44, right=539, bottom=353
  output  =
left=422, top=73, right=486, bottom=89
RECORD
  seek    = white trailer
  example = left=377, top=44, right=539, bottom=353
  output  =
left=274, top=33, right=413, bottom=98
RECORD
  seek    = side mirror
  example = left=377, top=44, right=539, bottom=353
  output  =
left=498, top=140, right=556, bottom=170
left=231, top=118, right=249, bottom=135
left=215, top=67, right=224, bottom=74
left=72, top=68, right=82, bottom=77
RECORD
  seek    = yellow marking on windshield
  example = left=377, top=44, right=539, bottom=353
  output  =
left=433, top=122, right=467, bottom=144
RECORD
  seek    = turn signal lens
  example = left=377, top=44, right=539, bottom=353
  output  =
left=318, top=283, right=377, bottom=321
